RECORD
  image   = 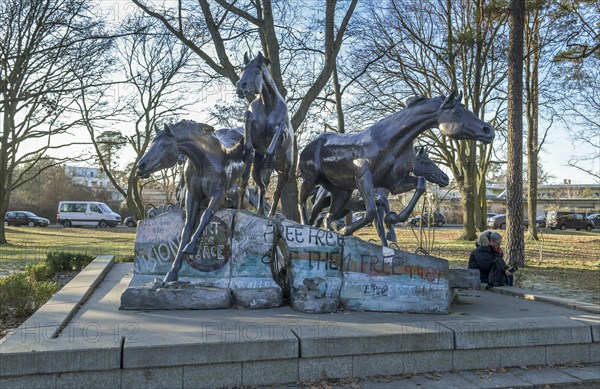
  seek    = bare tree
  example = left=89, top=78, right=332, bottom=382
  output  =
left=506, top=0, right=525, bottom=267
left=131, top=0, right=359, bottom=220
left=345, top=0, right=509, bottom=240
left=78, top=15, right=197, bottom=220
left=0, top=0, right=113, bottom=243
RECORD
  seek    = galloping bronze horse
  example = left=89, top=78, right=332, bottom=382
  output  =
left=236, top=52, right=294, bottom=218
left=309, top=147, right=450, bottom=244
left=298, top=91, right=494, bottom=247
left=137, top=120, right=246, bottom=282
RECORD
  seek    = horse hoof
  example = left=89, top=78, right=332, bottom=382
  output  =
left=164, top=272, right=178, bottom=283
left=384, top=212, right=397, bottom=225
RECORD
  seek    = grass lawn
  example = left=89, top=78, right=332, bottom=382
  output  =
left=0, top=226, right=135, bottom=274
left=1, top=224, right=598, bottom=303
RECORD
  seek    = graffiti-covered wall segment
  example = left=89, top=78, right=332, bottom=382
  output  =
left=120, top=210, right=453, bottom=314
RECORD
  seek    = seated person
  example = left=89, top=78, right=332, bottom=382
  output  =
left=468, top=230, right=514, bottom=287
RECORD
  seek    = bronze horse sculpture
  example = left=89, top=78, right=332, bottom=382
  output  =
left=236, top=52, right=294, bottom=218
left=309, top=147, right=450, bottom=244
left=298, top=91, right=494, bottom=247
left=137, top=120, right=246, bottom=282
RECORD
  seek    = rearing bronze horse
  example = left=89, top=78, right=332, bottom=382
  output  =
left=298, top=91, right=494, bottom=247
left=137, top=120, right=246, bottom=282
left=236, top=52, right=294, bottom=218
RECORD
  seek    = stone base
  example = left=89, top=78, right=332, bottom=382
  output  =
left=232, top=287, right=283, bottom=309
left=291, top=297, right=339, bottom=314
left=120, top=281, right=232, bottom=310
left=449, top=269, right=481, bottom=288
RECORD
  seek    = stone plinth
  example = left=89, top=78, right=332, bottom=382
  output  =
left=121, top=210, right=464, bottom=314
left=229, top=211, right=283, bottom=308
left=341, top=237, right=451, bottom=314
left=279, top=220, right=343, bottom=313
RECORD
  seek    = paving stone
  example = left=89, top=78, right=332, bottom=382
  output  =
left=0, top=374, right=56, bottom=389
left=560, top=365, right=600, bottom=381
left=55, top=369, right=121, bottom=389
left=183, top=362, right=241, bottom=388
left=352, top=352, right=403, bottom=377
left=299, top=356, right=352, bottom=381
left=410, top=371, right=480, bottom=389
left=500, top=345, right=546, bottom=367
left=242, top=359, right=298, bottom=386
left=591, top=342, right=600, bottom=362
left=546, top=344, right=591, bottom=365
left=457, top=369, right=531, bottom=388
left=512, top=366, right=583, bottom=386
left=453, top=348, right=502, bottom=370
left=121, top=366, right=183, bottom=389
left=404, top=350, right=453, bottom=374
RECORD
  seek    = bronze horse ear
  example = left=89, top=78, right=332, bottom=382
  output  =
left=441, top=90, right=458, bottom=109
left=244, top=52, right=250, bottom=65
left=256, top=51, right=271, bottom=66
left=154, top=124, right=160, bottom=134
left=163, top=123, right=174, bottom=137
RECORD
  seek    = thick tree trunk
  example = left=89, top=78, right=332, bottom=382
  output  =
left=506, top=0, right=526, bottom=267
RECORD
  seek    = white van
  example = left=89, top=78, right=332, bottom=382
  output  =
left=57, top=201, right=121, bottom=227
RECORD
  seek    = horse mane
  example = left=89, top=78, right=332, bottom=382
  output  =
left=177, top=120, right=215, bottom=134
left=406, top=96, right=425, bottom=107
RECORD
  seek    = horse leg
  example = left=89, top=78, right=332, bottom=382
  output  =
left=298, top=175, right=318, bottom=225
left=385, top=176, right=427, bottom=225
left=267, top=156, right=291, bottom=218
left=324, top=189, right=352, bottom=232
left=375, top=193, right=396, bottom=243
left=239, top=113, right=254, bottom=210
left=183, top=189, right=225, bottom=254
left=308, top=187, right=331, bottom=226
left=340, top=163, right=385, bottom=245
left=252, top=155, right=268, bottom=215
left=264, top=122, right=286, bottom=168
left=164, top=193, right=201, bottom=283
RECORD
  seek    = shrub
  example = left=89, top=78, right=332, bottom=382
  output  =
left=45, top=251, right=94, bottom=272
left=117, top=254, right=136, bottom=263
left=0, top=274, right=58, bottom=319
left=71, top=253, right=94, bottom=271
left=24, top=262, right=53, bottom=281
left=46, top=251, right=72, bottom=272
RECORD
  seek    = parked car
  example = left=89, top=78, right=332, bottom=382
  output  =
left=123, top=216, right=137, bottom=228
left=4, top=211, right=50, bottom=227
left=57, top=201, right=121, bottom=227
left=408, top=212, right=446, bottom=227
left=486, top=212, right=499, bottom=219
left=547, top=212, right=594, bottom=231
left=487, top=214, right=529, bottom=229
left=587, top=213, right=600, bottom=228
left=536, top=215, right=546, bottom=228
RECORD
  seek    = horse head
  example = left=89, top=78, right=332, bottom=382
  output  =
left=413, top=147, right=450, bottom=187
left=236, top=51, right=271, bottom=98
left=437, top=90, right=495, bottom=144
left=137, top=124, right=180, bottom=178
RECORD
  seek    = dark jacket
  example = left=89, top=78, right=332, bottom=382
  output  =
left=468, top=245, right=507, bottom=283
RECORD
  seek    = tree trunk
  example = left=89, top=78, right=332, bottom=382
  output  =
left=506, top=0, right=525, bottom=267
left=526, top=6, right=540, bottom=240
